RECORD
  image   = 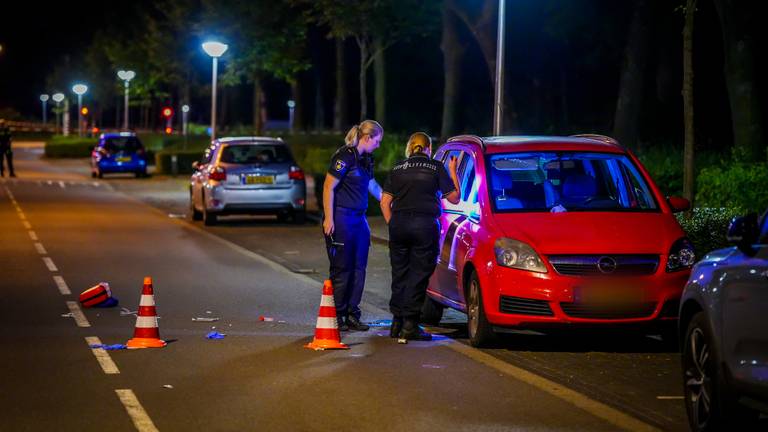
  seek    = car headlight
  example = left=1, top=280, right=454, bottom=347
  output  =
left=666, top=237, right=696, bottom=272
left=494, top=238, right=547, bottom=273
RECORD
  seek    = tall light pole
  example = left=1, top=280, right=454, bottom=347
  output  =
left=287, top=100, right=296, bottom=133
left=72, top=84, right=88, bottom=137
left=181, top=104, right=190, bottom=136
left=202, top=41, right=228, bottom=140
left=493, top=0, right=506, bottom=135
left=52, top=93, right=65, bottom=134
left=40, top=94, right=50, bottom=126
left=117, top=70, right=135, bottom=130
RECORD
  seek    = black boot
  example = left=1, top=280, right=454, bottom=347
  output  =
left=389, top=317, right=403, bottom=338
left=400, top=318, right=432, bottom=341
left=346, top=315, right=370, bottom=331
left=337, top=317, right=349, bottom=332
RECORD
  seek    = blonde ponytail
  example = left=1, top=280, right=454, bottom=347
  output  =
left=345, top=119, right=383, bottom=148
left=405, top=132, right=432, bottom=157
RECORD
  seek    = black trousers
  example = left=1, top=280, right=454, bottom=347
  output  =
left=325, top=207, right=370, bottom=320
left=0, top=148, right=13, bottom=176
left=388, top=213, right=440, bottom=319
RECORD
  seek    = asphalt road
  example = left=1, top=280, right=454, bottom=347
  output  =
left=1, top=143, right=689, bottom=431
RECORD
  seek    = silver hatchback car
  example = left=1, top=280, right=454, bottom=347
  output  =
left=189, top=137, right=306, bottom=225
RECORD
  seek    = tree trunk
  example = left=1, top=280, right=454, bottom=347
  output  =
left=373, top=37, right=387, bottom=126
left=441, top=5, right=466, bottom=139
left=683, top=0, right=697, bottom=206
left=612, top=0, right=652, bottom=148
left=252, top=77, right=264, bottom=134
left=358, top=38, right=369, bottom=121
left=713, top=0, right=764, bottom=161
left=334, top=38, right=349, bottom=131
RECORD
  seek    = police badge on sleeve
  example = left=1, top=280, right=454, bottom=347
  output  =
left=335, top=159, right=346, bottom=172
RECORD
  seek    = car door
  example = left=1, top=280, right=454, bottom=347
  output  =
left=721, top=212, right=768, bottom=389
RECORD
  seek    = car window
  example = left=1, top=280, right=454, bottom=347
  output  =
left=220, top=144, right=292, bottom=164
left=461, top=156, right=475, bottom=202
left=487, top=151, right=659, bottom=212
left=104, top=137, right=142, bottom=152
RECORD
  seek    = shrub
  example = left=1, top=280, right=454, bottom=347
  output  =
left=676, top=207, right=742, bottom=257
left=44, top=136, right=95, bottom=158
left=695, top=163, right=768, bottom=213
left=154, top=149, right=206, bottom=175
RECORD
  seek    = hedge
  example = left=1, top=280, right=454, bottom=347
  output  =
left=695, top=163, right=768, bottom=214
left=676, top=207, right=743, bottom=257
left=44, top=137, right=95, bottom=158
left=154, top=149, right=206, bottom=175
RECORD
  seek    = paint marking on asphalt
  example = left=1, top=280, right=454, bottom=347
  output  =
left=115, top=389, right=159, bottom=432
left=656, top=396, right=684, bottom=400
left=53, top=276, right=71, bottom=295
left=446, top=342, right=659, bottom=432
left=28, top=230, right=38, bottom=241
left=34, top=242, right=47, bottom=255
left=18, top=211, right=27, bottom=220
left=58, top=181, right=66, bottom=189
left=42, top=257, right=58, bottom=271
left=22, top=220, right=32, bottom=229
left=85, top=336, right=120, bottom=374
left=66, top=301, right=90, bottom=327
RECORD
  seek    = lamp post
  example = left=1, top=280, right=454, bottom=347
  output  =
left=117, top=70, right=136, bottom=130
left=40, top=94, right=49, bottom=126
left=52, top=93, right=65, bottom=134
left=202, top=41, right=228, bottom=140
left=287, top=100, right=296, bottom=133
left=72, top=84, right=88, bottom=137
left=181, top=104, right=190, bottom=136
left=493, top=0, right=506, bottom=135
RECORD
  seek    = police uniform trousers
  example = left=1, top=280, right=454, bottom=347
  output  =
left=326, top=206, right=370, bottom=320
left=0, top=146, right=13, bottom=176
left=388, top=212, right=440, bottom=319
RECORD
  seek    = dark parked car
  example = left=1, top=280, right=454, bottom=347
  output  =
left=91, top=132, right=148, bottom=178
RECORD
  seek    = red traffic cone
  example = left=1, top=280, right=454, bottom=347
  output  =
left=126, top=277, right=166, bottom=349
left=305, top=280, right=348, bottom=351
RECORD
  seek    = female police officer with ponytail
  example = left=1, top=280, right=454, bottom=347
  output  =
left=323, top=120, right=384, bottom=331
left=380, top=133, right=460, bottom=341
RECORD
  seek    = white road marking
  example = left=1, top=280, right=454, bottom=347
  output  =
left=85, top=336, right=120, bottom=374
left=22, top=221, right=32, bottom=229
left=66, top=301, right=90, bottom=327
left=42, top=257, right=58, bottom=271
left=28, top=230, right=38, bottom=241
left=18, top=212, right=27, bottom=220
left=58, top=181, right=66, bottom=189
left=47, top=180, right=53, bottom=186
left=656, top=396, right=684, bottom=400
left=34, top=242, right=47, bottom=255
left=53, top=276, right=71, bottom=295
left=115, top=389, right=159, bottom=432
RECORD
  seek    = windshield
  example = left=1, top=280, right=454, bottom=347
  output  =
left=487, top=152, right=658, bottom=212
left=104, top=137, right=142, bottom=152
left=220, top=144, right=292, bottom=164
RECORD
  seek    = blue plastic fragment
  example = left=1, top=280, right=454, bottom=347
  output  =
left=89, top=344, right=127, bottom=350
left=206, top=331, right=226, bottom=340
left=94, top=297, right=119, bottom=308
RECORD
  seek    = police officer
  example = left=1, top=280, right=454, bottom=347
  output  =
left=381, top=132, right=460, bottom=341
left=323, top=120, right=384, bottom=331
left=0, top=120, right=15, bottom=178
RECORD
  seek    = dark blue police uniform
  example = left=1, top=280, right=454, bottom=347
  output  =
left=326, top=146, right=374, bottom=322
left=383, top=153, right=455, bottom=323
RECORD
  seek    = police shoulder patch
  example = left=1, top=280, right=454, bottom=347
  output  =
left=335, top=159, right=346, bottom=172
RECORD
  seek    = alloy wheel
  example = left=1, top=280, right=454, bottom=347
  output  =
left=468, top=279, right=480, bottom=338
left=685, top=327, right=712, bottom=430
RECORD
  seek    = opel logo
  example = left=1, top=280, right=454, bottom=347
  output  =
left=597, top=256, right=618, bottom=274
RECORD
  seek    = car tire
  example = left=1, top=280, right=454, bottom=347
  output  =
left=202, top=192, right=217, bottom=226
left=190, top=190, right=202, bottom=221
left=420, top=295, right=444, bottom=326
left=292, top=210, right=306, bottom=225
left=466, top=270, right=497, bottom=347
left=682, top=312, right=760, bottom=431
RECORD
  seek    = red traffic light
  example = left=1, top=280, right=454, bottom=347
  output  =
left=162, top=107, right=174, bottom=118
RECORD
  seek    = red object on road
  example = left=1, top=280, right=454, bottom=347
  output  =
left=305, top=280, right=348, bottom=351
left=126, top=277, right=166, bottom=349
left=79, top=283, right=112, bottom=308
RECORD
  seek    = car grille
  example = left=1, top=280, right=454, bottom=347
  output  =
left=499, top=296, right=554, bottom=316
left=560, top=302, right=657, bottom=319
left=548, top=255, right=659, bottom=276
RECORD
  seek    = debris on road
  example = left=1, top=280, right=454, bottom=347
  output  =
left=79, top=282, right=116, bottom=308
left=206, top=331, right=226, bottom=339
left=90, top=344, right=127, bottom=351
left=422, top=364, right=443, bottom=369
left=167, top=213, right=186, bottom=219
left=192, top=317, right=220, bottom=322
left=120, top=308, right=137, bottom=316
left=163, top=384, right=174, bottom=389
left=259, top=316, right=274, bottom=322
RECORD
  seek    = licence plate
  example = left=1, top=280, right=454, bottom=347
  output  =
left=244, top=175, right=274, bottom=185
left=116, top=157, right=132, bottom=162
left=574, top=284, right=643, bottom=304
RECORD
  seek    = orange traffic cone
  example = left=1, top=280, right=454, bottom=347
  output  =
left=305, top=280, right=348, bottom=351
left=126, top=277, right=166, bottom=349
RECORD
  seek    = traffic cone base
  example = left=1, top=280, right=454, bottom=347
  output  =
left=305, top=280, right=349, bottom=351
left=127, top=337, right=167, bottom=349
left=305, top=339, right=348, bottom=351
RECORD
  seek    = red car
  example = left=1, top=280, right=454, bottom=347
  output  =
left=423, top=134, right=695, bottom=347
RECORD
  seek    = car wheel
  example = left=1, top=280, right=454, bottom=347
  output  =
left=420, top=295, right=444, bottom=326
left=682, top=312, right=759, bottom=431
left=190, top=189, right=202, bottom=221
left=292, top=210, right=306, bottom=225
left=202, top=192, right=217, bottom=226
left=467, top=270, right=497, bottom=347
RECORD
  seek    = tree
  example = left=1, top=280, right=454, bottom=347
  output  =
left=682, top=0, right=697, bottom=206
left=440, top=4, right=467, bottom=138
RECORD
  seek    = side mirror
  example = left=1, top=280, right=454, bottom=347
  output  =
left=667, top=196, right=691, bottom=213
left=727, top=213, right=759, bottom=256
left=191, top=161, right=200, bottom=171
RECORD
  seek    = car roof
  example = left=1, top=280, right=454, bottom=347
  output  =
left=445, top=134, right=627, bottom=154
left=100, top=132, right=137, bottom=139
left=216, top=136, right=284, bottom=145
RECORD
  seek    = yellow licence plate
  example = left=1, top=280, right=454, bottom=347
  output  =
left=574, top=284, right=644, bottom=304
left=116, top=157, right=132, bottom=162
left=245, top=175, right=274, bottom=185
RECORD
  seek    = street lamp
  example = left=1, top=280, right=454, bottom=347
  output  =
left=287, top=100, right=296, bottom=133
left=52, top=93, right=65, bottom=134
left=117, top=70, right=135, bottom=130
left=40, top=94, right=50, bottom=126
left=493, top=0, right=506, bottom=135
left=72, top=84, right=88, bottom=137
left=181, top=104, right=190, bottom=136
left=202, top=41, right=228, bottom=140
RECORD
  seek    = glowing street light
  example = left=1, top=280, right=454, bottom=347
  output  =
left=202, top=41, right=228, bottom=140
left=117, top=70, right=136, bottom=130
left=40, top=94, right=50, bottom=125
left=287, top=100, right=296, bottom=133
left=72, top=84, right=88, bottom=137
left=52, top=93, right=65, bottom=134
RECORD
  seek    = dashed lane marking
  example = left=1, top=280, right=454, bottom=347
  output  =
left=18, top=211, right=27, bottom=220
left=58, top=181, right=66, bottom=189
left=656, top=396, right=684, bottom=400
left=53, top=276, right=71, bottom=295
left=66, top=301, right=90, bottom=327
left=85, top=337, right=120, bottom=374
left=28, top=231, right=38, bottom=241
left=34, top=242, right=47, bottom=255
left=42, top=257, right=58, bottom=272
left=22, top=221, right=32, bottom=229
left=115, top=389, right=159, bottom=432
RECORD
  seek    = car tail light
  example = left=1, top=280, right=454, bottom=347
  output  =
left=208, top=166, right=226, bottom=181
left=289, top=166, right=305, bottom=181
